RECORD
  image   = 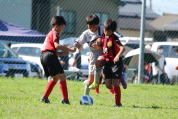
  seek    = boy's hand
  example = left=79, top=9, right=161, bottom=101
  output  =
left=61, top=52, right=68, bottom=55
left=175, top=65, right=178, bottom=70
left=74, top=42, right=81, bottom=48
left=114, top=56, right=119, bottom=64
left=70, top=47, right=76, bottom=52
left=56, top=52, right=68, bottom=56
left=92, top=42, right=97, bottom=48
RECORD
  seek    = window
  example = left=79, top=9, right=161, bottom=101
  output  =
left=60, top=10, right=76, bottom=34
left=161, top=45, right=169, bottom=57
left=34, top=48, right=41, bottom=57
left=169, top=46, right=178, bottom=58
left=18, top=47, right=35, bottom=56
left=11, top=47, right=18, bottom=53
left=95, top=13, right=109, bottom=25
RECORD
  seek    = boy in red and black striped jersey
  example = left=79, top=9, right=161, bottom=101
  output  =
left=102, top=19, right=125, bottom=107
left=91, top=19, right=125, bottom=106
left=40, top=16, right=76, bottom=104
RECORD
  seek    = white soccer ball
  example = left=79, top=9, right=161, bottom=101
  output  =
left=80, top=95, right=93, bottom=105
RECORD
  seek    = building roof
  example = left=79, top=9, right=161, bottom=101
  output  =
left=161, top=19, right=178, bottom=31
left=119, top=4, right=159, bottom=19
left=121, top=0, right=141, bottom=4
left=118, top=17, right=155, bottom=31
left=149, top=14, right=178, bottom=31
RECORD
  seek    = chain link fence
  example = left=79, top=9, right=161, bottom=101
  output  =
left=0, top=0, right=178, bottom=84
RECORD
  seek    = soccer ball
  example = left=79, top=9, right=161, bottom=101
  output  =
left=80, top=95, right=93, bottom=105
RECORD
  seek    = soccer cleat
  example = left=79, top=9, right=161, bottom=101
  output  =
left=121, top=78, right=127, bottom=89
left=113, top=104, right=122, bottom=107
left=40, top=97, right=50, bottom=103
left=60, top=99, right=70, bottom=105
left=89, top=82, right=98, bottom=89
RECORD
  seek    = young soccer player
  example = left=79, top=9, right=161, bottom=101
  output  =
left=40, top=16, right=76, bottom=104
left=102, top=19, right=125, bottom=107
left=74, top=14, right=104, bottom=95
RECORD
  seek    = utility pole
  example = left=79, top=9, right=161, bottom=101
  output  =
left=138, top=0, right=146, bottom=84
left=150, top=0, right=152, bottom=10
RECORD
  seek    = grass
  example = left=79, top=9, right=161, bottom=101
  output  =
left=0, top=77, right=178, bottom=119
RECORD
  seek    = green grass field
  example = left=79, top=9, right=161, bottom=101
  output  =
left=0, top=77, right=178, bottom=119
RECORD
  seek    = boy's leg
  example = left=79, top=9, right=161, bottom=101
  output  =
left=84, top=74, right=94, bottom=95
left=94, top=77, right=102, bottom=94
left=41, top=74, right=60, bottom=103
left=89, top=59, right=104, bottom=89
left=58, top=73, right=70, bottom=104
left=121, top=73, right=127, bottom=89
left=112, top=79, right=122, bottom=107
left=109, top=87, right=115, bottom=94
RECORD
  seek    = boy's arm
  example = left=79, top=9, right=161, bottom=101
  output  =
left=56, top=52, right=68, bottom=56
left=116, top=45, right=125, bottom=59
left=114, top=45, right=125, bottom=64
left=71, top=59, right=77, bottom=67
left=74, top=32, right=87, bottom=49
left=74, top=41, right=82, bottom=49
left=54, top=42, right=76, bottom=52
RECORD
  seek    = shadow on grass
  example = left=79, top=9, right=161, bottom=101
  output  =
left=132, top=105, right=178, bottom=110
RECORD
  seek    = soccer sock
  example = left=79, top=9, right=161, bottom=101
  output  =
left=109, top=87, right=115, bottom=94
left=84, top=84, right=90, bottom=95
left=113, top=85, right=122, bottom=105
left=95, top=83, right=100, bottom=94
left=59, top=80, right=69, bottom=102
left=43, top=80, right=57, bottom=98
left=94, top=68, right=102, bottom=83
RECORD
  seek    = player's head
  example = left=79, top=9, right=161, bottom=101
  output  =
left=50, top=16, right=66, bottom=34
left=104, top=19, right=117, bottom=36
left=86, top=14, right=99, bottom=32
left=157, top=45, right=163, bottom=54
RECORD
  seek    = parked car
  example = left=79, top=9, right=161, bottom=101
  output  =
left=0, top=42, right=31, bottom=77
left=151, top=42, right=178, bottom=84
left=11, top=43, right=44, bottom=77
left=29, top=62, right=43, bottom=78
left=0, top=61, right=9, bottom=76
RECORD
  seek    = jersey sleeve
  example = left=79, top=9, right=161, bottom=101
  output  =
left=76, top=32, right=87, bottom=45
left=52, top=31, right=58, bottom=42
left=114, top=36, right=123, bottom=46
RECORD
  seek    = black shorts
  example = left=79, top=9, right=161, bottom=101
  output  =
left=102, top=60, right=123, bottom=79
left=40, top=51, right=64, bottom=77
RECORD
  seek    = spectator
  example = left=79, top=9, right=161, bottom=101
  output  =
left=70, top=47, right=82, bottom=80
left=70, top=47, right=82, bottom=69
left=144, top=45, right=152, bottom=76
left=132, top=62, right=151, bottom=83
left=60, top=44, right=73, bottom=70
left=152, top=45, right=167, bottom=84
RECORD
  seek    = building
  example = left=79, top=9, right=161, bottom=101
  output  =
left=0, top=0, right=124, bottom=39
left=118, top=0, right=159, bottom=38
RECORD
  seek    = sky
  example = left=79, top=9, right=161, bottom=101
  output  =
left=146, top=0, right=178, bottom=15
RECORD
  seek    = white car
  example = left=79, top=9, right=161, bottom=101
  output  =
left=11, top=43, right=44, bottom=77
left=151, top=42, right=178, bottom=83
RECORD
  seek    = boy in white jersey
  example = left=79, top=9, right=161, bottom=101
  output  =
left=74, top=14, right=104, bottom=95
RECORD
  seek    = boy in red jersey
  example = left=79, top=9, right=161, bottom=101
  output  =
left=40, top=16, right=76, bottom=104
left=101, top=19, right=125, bottom=107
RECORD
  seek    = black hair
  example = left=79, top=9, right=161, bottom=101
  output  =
left=86, top=14, right=99, bottom=25
left=104, top=19, right=117, bottom=32
left=174, top=47, right=178, bottom=52
left=50, top=16, right=66, bottom=27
